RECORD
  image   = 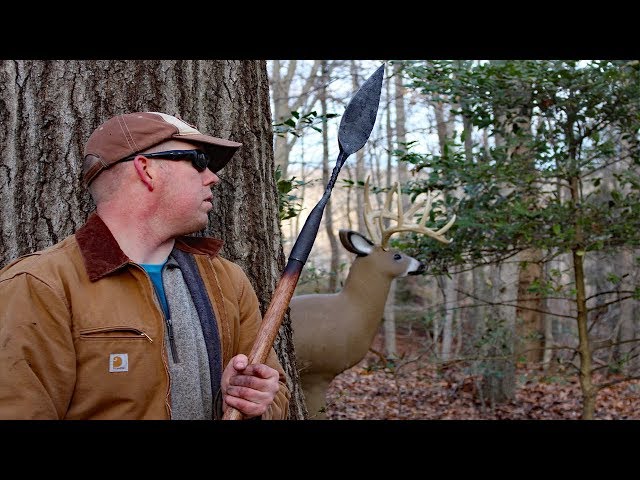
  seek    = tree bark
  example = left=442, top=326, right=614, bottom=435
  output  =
left=504, top=84, right=544, bottom=365
left=617, top=248, right=639, bottom=374
left=480, top=263, right=516, bottom=406
left=0, top=59, right=306, bottom=419
left=516, top=251, right=544, bottom=364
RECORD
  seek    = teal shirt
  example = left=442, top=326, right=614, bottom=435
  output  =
left=141, top=261, right=169, bottom=318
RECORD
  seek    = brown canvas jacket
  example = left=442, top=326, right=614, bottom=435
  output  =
left=0, top=213, right=290, bottom=420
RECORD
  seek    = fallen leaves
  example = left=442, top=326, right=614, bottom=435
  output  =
left=324, top=333, right=640, bottom=420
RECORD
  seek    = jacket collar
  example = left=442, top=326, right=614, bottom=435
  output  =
left=75, top=213, right=224, bottom=282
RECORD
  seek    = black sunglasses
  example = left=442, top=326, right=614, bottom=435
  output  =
left=120, top=149, right=210, bottom=172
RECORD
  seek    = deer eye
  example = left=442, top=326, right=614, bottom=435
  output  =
left=393, top=253, right=402, bottom=260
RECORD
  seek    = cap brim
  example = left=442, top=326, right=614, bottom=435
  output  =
left=174, top=133, right=242, bottom=172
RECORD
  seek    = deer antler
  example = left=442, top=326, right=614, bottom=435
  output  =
left=363, top=177, right=456, bottom=248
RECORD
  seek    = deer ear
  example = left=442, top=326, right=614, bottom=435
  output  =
left=339, top=230, right=374, bottom=256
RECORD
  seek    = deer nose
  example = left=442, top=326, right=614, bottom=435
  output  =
left=408, top=262, right=426, bottom=275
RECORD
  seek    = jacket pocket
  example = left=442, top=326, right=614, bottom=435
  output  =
left=79, top=326, right=153, bottom=342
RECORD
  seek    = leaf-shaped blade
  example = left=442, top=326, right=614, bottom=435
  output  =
left=338, top=64, right=385, bottom=155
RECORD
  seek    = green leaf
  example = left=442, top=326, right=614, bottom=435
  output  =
left=611, top=190, right=622, bottom=203
left=606, top=273, right=621, bottom=284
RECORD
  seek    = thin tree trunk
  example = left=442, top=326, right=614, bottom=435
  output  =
left=455, top=270, right=469, bottom=357
left=570, top=173, right=596, bottom=420
left=432, top=97, right=457, bottom=362
left=617, top=248, right=638, bottom=374
left=542, top=259, right=557, bottom=370
left=440, top=274, right=456, bottom=361
left=351, top=60, right=366, bottom=234
left=384, top=280, right=398, bottom=358
left=433, top=101, right=450, bottom=154
left=470, top=122, right=493, bottom=329
left=393, top=62, right=408, bottom=186
left=269, top=60, right=321, bottom=179
left=293, top=135, right=307, bottom=240
left=320, top=61, right=339, bottom=293
left=382, top=62, right=397, bottom=358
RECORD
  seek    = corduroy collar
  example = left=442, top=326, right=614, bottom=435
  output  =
left=75, top=212, right=224, bottom=282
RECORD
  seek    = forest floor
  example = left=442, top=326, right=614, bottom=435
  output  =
left=324, top=328, right=640, bottom=420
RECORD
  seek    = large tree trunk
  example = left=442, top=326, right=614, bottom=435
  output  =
left=516, top=250, right=544, bottom=364
left=480, top=263, right=516, bottom=406
left=617, top=248, right=640, bottom=374
left=505, top=87, right=544, bottom=365
left=475, top=64, right=525, bottom=404
left=0, top=59, right=306, bottom=419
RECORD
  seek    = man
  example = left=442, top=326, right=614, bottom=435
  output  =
left=0, top=111, right=290, bottom=419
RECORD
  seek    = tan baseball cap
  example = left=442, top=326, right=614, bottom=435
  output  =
left=82, top=111, right=242, bottom=186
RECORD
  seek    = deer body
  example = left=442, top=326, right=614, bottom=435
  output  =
left=292, top=245, right=419, bottom=374
left=291, top=232, right=424, bottom=418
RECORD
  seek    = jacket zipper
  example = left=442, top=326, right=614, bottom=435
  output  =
left=133, top=263, right=179, bottom=363
left=165, top=314, right=179, bottom=363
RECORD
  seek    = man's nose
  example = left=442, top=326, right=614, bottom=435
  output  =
left=203, top=169, right=220, bottom=186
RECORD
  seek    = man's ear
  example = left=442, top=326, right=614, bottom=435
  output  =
left=133, top=155, right=154, bottom=192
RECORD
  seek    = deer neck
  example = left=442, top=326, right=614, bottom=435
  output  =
left=341, top=257, right=393, bottom=311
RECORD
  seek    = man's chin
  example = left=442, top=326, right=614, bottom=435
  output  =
left=176, top=218, right=209, bottom=237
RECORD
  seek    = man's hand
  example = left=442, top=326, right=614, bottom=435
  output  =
left=221, top=354, right=280, bottom=419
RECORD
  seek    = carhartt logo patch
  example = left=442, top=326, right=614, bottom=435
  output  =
left=109, top=353, right=129, bottom=372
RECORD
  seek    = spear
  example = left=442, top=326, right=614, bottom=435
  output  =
left=223, top=63, right=385, bottom=420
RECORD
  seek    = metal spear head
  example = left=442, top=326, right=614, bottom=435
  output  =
left=338, top=64, right=385, bottom=156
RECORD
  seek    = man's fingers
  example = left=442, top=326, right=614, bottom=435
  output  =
left=226, top=385, right=271, bottom=401
left=229, top=374, right=262, bottom=389
left=242, top=363, right=278, bottom=379
left=232, top=354, right=248, bottom=371
left=224, top=393, right=266, bottom=417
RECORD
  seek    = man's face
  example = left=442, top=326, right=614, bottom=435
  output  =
left=143, top=139, right=220, bottom=236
